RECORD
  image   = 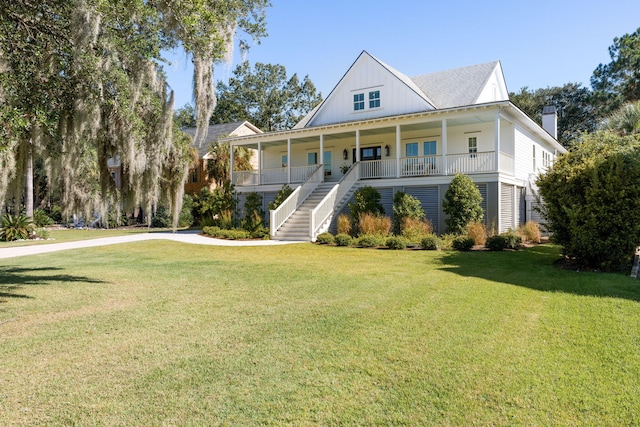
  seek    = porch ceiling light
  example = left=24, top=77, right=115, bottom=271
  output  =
left=384, top=145, right=390, bottom=156
left=343, top=149, right=348, bottom=160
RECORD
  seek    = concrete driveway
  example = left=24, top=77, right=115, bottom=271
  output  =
left=0, top=231, right=305, bottom=260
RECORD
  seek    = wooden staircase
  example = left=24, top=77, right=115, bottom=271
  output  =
left=272, top=182, right=337, bottom=241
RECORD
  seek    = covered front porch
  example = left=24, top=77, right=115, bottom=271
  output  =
left=228, top=103, right=516, bottom=188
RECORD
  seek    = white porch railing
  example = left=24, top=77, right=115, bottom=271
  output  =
left=239, top=151, right=513, bottom=187
left=359, top=159, right=397, bottom=179
left=499, top=152, right=515, bottom=175
left=234, top=170, right=259, bottom=186
left=445, top=152, right=495, bottom=175
left=310, top=163, right=360, bottom=241
left=400, top=156, right=442, bottom=177
left=269, top=165, right=323, bottom=238
left=235, top=165, right=319, bottom=186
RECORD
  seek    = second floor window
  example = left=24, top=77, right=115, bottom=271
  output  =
left=369, top=90, right=380, bottom=108
left=424, top=141, right=437, bottom=156
left=406, top=142, right=418, bottom=157
left=354, top=93, right=364, bottom=111
left=469, top=137, right=478, bottom=158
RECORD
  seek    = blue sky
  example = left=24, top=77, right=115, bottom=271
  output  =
left=164, top=0, right=640, bottom=109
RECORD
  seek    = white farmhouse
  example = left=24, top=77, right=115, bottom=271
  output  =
left=224, top=51, right=565, bottom=241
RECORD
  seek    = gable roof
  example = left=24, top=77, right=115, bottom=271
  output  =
left=298, top=51, right=436, bottom=129
left=295, top=52, right=506, bottom=129
left=369, top=52, right=437, bottom=107
left=411, top=61, right=502, bottom=109
left=184, top=121, right=262, bottom=158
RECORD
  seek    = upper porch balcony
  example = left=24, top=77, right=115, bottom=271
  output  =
left=233, top=151, right=515, bottom=187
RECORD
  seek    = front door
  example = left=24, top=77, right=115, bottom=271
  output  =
left=353, top=146, right=382, bottom=163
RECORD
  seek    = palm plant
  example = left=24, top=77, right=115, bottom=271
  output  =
left=601, top=101, right=640, bottom=135
left=206, top=142, right=253, bottom=185
left=0, top=213, right=35, bottom=241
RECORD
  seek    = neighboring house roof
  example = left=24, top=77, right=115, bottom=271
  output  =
left=411, top=61, right=502, bottom=108
left=184, top=121, right=262, bottom=158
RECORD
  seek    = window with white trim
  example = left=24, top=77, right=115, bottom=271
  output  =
left=369, top=90, right=380, bottom=108
left=423, top=141, right=436, bottom=156
left=353, top=93, right=364, bottom=111
left=406, top=142, right=418, bottom=157
left=532, top=146, right=536, bottom=170
left=281, top=154, right=288, bottom=168
left=468, top=137, right=477, bottom=158
left=308, top=152, right=318, bottom=165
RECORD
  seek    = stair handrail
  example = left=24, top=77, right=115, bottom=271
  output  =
left=270, top=164, right=323, bottom=238
left=309, top=162, right=360, bottom=241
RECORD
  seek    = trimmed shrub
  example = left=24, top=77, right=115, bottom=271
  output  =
left=518, top=220, right=541, bottom=243
left=202, top=226, right=220, bottom=236
left=392, top=191, right=425, bottom=234
left=485, top=234, right=507, bottom=251
left=386, top=236, right=408, bottom=250
left=537, top=131, right=640, bottom=270
left=335, top=233, right=353, bottom=247
left=268, top=184, right=293, bottom=211
left=443, top=174, right=484, bottom=234
left=502, top=229, right=522, bottom=249
left=466, top=221, right=487, bottom=246
left=336, top=214, right=352, bottom=235
left=452, top=235, right=475, bottom=251
left=420, top=234, right=441, bottom=250
left=0, top=214, right=35, bottom=241
left=250, top=226, right=270, bottom=239
left=358, top=213, right=391, bottom=236
left=356, top=234, right=385, bottom=248
left=401, top=217, right=433, bottom=243
left=485, top=231, right=522, bottom=251
left=316, top=232, right=335, bottom=245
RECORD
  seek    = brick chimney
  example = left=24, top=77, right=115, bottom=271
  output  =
left=542, top=106, right=557, bottom=139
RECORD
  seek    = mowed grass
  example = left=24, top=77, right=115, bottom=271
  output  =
left=0, top=228, right=155, bottom=248
left=1, top=242, right=639, bottom=425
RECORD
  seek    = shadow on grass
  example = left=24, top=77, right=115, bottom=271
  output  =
left=0, top=266, right=107, bottom=300
left=437, top=244, right=640, bottom=302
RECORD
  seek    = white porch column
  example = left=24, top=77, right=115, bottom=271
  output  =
left=495, top=112, right=501, bottom=173
left=257, top=142, right=262, bottom=185
left=355, top=130, right=360, bottom=162
left=287, top=138, right=291, bottom=183
left=319, top=134, right=324, bottom=179
left=230, top=142, right=235, bottom=184
left=441, top=119, right=448, bottom=175
left=396, top=124, right=401, bottom=178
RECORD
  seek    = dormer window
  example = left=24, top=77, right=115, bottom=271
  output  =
left=353, top=93, right=365, bottom=111
left=369, top=90, right=380, bottom=108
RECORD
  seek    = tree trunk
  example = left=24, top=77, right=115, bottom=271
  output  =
left=25, top=139, right=34, bottom=219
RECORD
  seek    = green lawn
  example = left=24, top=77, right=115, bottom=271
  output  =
left=1, top=243, right=639, bottom=425
left=0, top=228, right=157, bottom=248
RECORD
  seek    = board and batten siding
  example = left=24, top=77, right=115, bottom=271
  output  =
left=309, top=54, right=432, bottom=127
left=514, top=124, right=555, bottom=181
left=404, top=186, right=440, bottom=232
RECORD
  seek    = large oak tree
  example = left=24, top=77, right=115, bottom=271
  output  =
left=0, top=0, right=269, bottom=229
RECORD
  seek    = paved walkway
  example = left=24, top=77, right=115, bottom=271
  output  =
left=0, top=231, right=306, bottom=260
